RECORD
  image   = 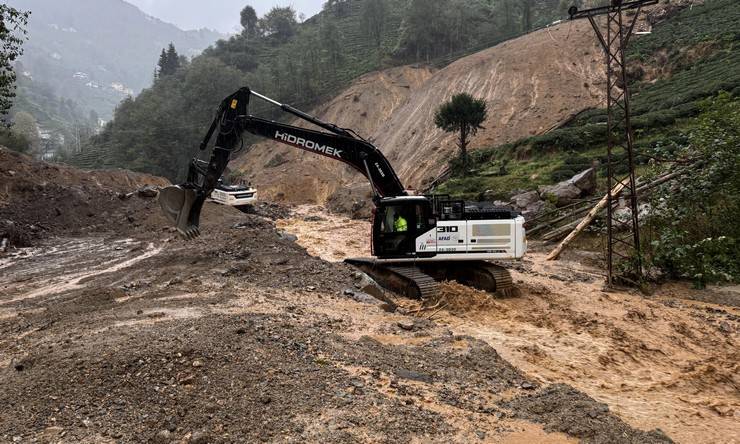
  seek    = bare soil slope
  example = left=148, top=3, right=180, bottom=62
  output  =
left=234, top=20, right=605, bottom=202
left=0, top=147, right=169, bottom=245
left=232, top=65, right=435, bottom=204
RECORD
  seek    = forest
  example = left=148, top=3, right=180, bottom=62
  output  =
left=75, top=0, right=574, bottom=178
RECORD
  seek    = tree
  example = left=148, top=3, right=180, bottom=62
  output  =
left=240, top=6, right=259, bottom=38
left=0, top=5, right=29, bottom=124
left=434, top=93, right=488, bottom=176
left=324, top=0, right=351, bottom=17
left=157, top=43, right=181, bottom=77
left=361, top=0, right=386, bottom=47
left=521, top=0, right=535, bottom=31
left=259, top=6, right=297, bottom=42
left=12, top=111, right=40, bottom=155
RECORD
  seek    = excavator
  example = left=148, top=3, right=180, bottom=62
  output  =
left=159, top=88, right=526, bottom=298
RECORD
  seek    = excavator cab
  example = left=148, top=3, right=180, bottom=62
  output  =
left=373, top=197, right=436, bottom=258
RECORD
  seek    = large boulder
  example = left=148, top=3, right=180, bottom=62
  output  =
left=540, top=168, right=597, bottom=206
left=539, top=182, right=582, bottom=207
left=570, top=168, right=596, bottom=195
left=509, top=191, right=546, bottom=221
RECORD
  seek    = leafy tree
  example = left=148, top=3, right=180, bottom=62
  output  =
left=434, top=93, right=488, bottom=176
left=0, top=127, right=29, bottom=152
left=395, top=0, right=446, bottom=61
left=0, top=5, right=29, bottom=124
left=259, top=7, right=297, bottom=42
left=12, top=111, right=40, bottom=155
left=520, top=0, right=535, bottom=31
left=320, top=18, right=342, bottom=75
left=240, top=5, right=259, bottom=38
left=361, top=0, right=387, bottom=47
left=324, top=0, right=351, bottom=17
left=646, top=93, right=740, bottom=287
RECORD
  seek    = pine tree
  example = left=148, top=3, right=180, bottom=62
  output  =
left=157, top=43, right=181, bottom=77
left=434, top=93, right=488, bottom=176
left=166, top=43, right=180, bottom=74
left=157, top=49, right=168, bottom=77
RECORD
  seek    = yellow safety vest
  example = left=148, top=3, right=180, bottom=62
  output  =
left=394, top=216, right=408, bottom=232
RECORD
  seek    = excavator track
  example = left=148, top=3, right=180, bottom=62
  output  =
left=420, top=261, right=517, bottom=297
left=345, top=259, right=439, bottom=300
left=345, top=259, right=517, bottom=300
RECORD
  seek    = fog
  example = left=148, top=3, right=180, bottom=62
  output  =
left=127, top=0, right=325, bottom=33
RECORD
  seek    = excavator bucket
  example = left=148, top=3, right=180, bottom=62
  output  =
left=158, top=185, right=202, bottom=240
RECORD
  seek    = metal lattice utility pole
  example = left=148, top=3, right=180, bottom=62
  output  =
left=568, top=0, right=656, bottom=286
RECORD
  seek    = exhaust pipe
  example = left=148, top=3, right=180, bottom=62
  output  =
left=158, top=185, right=203, bottom=240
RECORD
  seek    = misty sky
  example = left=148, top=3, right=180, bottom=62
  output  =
left=126, top=0, right=325, bottom=33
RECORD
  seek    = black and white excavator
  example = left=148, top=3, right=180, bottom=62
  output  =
left=159, top=88, right=526, bottom=298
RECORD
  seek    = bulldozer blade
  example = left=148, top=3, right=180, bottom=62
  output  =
left=158, top=185, right=201, bottom=240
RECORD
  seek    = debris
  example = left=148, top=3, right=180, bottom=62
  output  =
left=136, top=186, right=159, bottom=198
left=397, top=321, right=417, bottom=331
left=546, top=178, right=628, bottom=261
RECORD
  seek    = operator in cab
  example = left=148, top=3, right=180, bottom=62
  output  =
left=393, top=213, right=408, bottom=232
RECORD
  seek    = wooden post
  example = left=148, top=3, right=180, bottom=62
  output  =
left=546, top=179, right=627, bottom=261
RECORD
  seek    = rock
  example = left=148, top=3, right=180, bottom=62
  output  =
left=521, top=381, right=536, bottom=390
left=570, top=168, right=597, bottom=194
left=303, top=215, right=326, bottom=222
left=395, top=368, right=433, bottom=383
left=397, top=321, right=417, bottom=331
left=277, top=231, right=298, bottom=242
left=136, top=186, right=159, bottom=198
left=511, top=191, right=540, bottom=209
left=190, top=430, right=210, bottom=444
left=154, top=429, right=172, bottom=443
left=539, top=182, right=582, bottom=207
left=192, top=360, right=204, bottom=368
left=509, top=190, right=547, bottom=220
left=521, top=200, right=546, bottom=221
left=354, top=273, right=385, bottom=300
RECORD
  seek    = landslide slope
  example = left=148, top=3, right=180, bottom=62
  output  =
left=234, top=20, right=606, bottom=202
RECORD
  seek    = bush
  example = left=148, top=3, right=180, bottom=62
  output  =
left=645, top=93, right=740, bottom=286
left=0, top=129, right=31, bottom=153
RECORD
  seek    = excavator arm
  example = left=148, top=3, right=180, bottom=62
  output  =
left=159, top=87, right=407, bottom=239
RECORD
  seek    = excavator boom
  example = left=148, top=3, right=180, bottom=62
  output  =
left=159, top=87, right=406, bottom=239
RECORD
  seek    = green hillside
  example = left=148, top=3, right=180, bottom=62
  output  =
left=77, top=0, right=567, bottom=177
left=437, top=0, right=740, bottom=199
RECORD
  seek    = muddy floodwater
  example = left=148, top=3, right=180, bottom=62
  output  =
left=0, top=204, right=737, bottom=443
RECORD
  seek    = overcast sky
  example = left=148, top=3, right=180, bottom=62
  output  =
left=126, top=0, right=325, bottom=33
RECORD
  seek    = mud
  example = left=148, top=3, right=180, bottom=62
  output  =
left=502, top=384, right=672, bottom=444
left=281, top=208, right=740, bottom=444
left=1, top=156, right=735, bottom=442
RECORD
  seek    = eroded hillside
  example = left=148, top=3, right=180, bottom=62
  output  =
left=234, top=19, right=606, bottom=203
